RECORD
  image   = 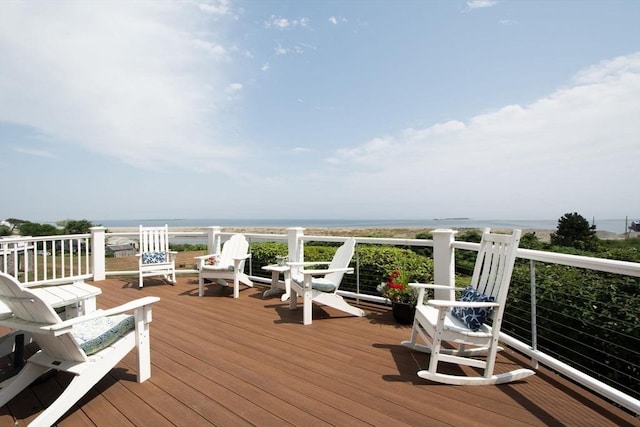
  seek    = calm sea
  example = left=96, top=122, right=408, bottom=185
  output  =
left=93, top=218, right=634, bottom=234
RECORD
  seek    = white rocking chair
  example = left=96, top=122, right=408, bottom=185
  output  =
left=195, top=234, right=253, bottom=298
left=286, top=237, right=364, bottom=325
left=401, top=229, right=535, bottom=385
left=0, top=272, right=159, bottom=427
left=137, top=225, right=176, bottom=288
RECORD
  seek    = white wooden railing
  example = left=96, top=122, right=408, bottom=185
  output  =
left=1, top=226, right=638, bottom=415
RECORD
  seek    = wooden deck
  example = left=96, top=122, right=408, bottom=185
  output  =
left=1, top=276, right=638, bottom=426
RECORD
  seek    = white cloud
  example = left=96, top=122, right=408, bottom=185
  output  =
left=13, top=147, right=56, bottom=158
left=273, top=42, right=311, bottom=55
left=329, top=16, right=347, bottom=25
left=275, top=43, right=288, bottom=55
left=199, top=0, right=230, bottom=15
left=226, top=83, right=243, bottom=93
left=264, top=15, right=310, bottom=30
left=261, top=63, right=270, bottom=71
left=326, top=53, right=640, bottom=218
left=0, top=1, right=240, bottom=173
left=464, top=1, right=498, bottom=12
left=191, top=39, right=229, bottom=59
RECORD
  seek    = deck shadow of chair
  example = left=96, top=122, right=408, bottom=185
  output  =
left=0, top=272, right=160, bottom=427
left=285, top=237, right=365, bottom=325
left=137, top=225, right=176, bottom=288
left=195, top=234, right=253, bottom=298
left=401, top=229, right=536, bottom=385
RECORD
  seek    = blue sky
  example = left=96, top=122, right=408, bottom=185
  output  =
left=1, top=0, right=639, bottom=223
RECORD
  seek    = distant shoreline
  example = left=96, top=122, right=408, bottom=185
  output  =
left=103, top=226, right=636, bottom=242
left=92, top=218, right=635, bottom=234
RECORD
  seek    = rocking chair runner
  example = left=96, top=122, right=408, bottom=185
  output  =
left=286, top=237, right=364, bottom=325
left=401, top=229, right=535, bottom=385
left=0, top=272, right=159, bottom=427
left=137, top=225, right=176, bottom=288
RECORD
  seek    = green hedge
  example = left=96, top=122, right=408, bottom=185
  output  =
left=249, top=241, right=433, bottom=296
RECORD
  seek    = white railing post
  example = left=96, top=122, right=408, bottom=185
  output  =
left=432, top=229, right=457, bottom=300
left=287, top=227, right=305, bottom=276
left=206, top=226, right=222, bottom=254
left=90, top=227, right=106, bottom=281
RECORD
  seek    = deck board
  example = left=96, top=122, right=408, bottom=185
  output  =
left=1, top=276, right=638, bottom=426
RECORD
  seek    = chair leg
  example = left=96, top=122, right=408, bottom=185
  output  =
left=135, top=309, right=152, bottom=383
left=198, top=275, right=205, bottom=297
left=233, top=274, right=239, bottom=298
left=302, top=288, right=313, bottom=325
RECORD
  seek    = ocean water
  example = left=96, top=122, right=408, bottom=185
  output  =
left=93, top=218, right=634, bottom=234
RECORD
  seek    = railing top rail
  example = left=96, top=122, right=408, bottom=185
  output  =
left=301, top=235, right=435, bottom=247
left=0, top=234, right=90, bottom=243
left=453, top=241, right=640, bottom=278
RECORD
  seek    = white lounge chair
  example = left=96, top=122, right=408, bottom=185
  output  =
left=137, top=225, right=177, bottom=288
left=0, top=272, right=159, bottom=427
left=401, top=229, right=535, bottom=385
left=195, top=234, right=253, bottom=298
left=286, top=237, right=364, bottom=325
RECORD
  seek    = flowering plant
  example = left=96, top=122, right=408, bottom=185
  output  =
left=377, top=270, right=418, bottom=305
left=205, top=255, right=219, bottom=266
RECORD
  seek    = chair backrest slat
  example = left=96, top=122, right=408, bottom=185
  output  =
left=139, top=225, right=170, bottom=254
left=325, top=238, right=356, bottom=289
left=218, top=234, right=249, bottom=269
left=470, top=230, right=521, bottom=323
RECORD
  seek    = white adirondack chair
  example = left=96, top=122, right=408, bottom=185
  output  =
left=0, top=272, right=159, bottom=427
left=401, top=229, right=536, bottom=385
left=137, top=225, right=177, bottom=288
left=195, top=234, right=253, bottom=298
left=286, top=237, right=364, bottom=325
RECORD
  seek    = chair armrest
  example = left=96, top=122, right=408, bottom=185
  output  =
left=194, top=254, right=220, bottom=260
left=300, top=267, right=354, bottom=276
left=408, top=283, right=462, bottom=291
left=48, top=296, right=161, bottom=333
left=408, top=283, right=463, bottom=305
left=232, top=254, right=251, bottom=261
left=0, top=297, right=161, bottom=335
left=287, top=261, right=331, bottom=267
left=427, top=299, right=499, bottom=309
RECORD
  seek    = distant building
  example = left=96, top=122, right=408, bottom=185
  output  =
left=106, top=244, right=136, bottom=258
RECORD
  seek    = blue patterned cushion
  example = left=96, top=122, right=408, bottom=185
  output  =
left=71, top=314, right=134, bottom=355
left=142, top=251, right=166, bottom=264
left=451, top=286, right=495, bottom=331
